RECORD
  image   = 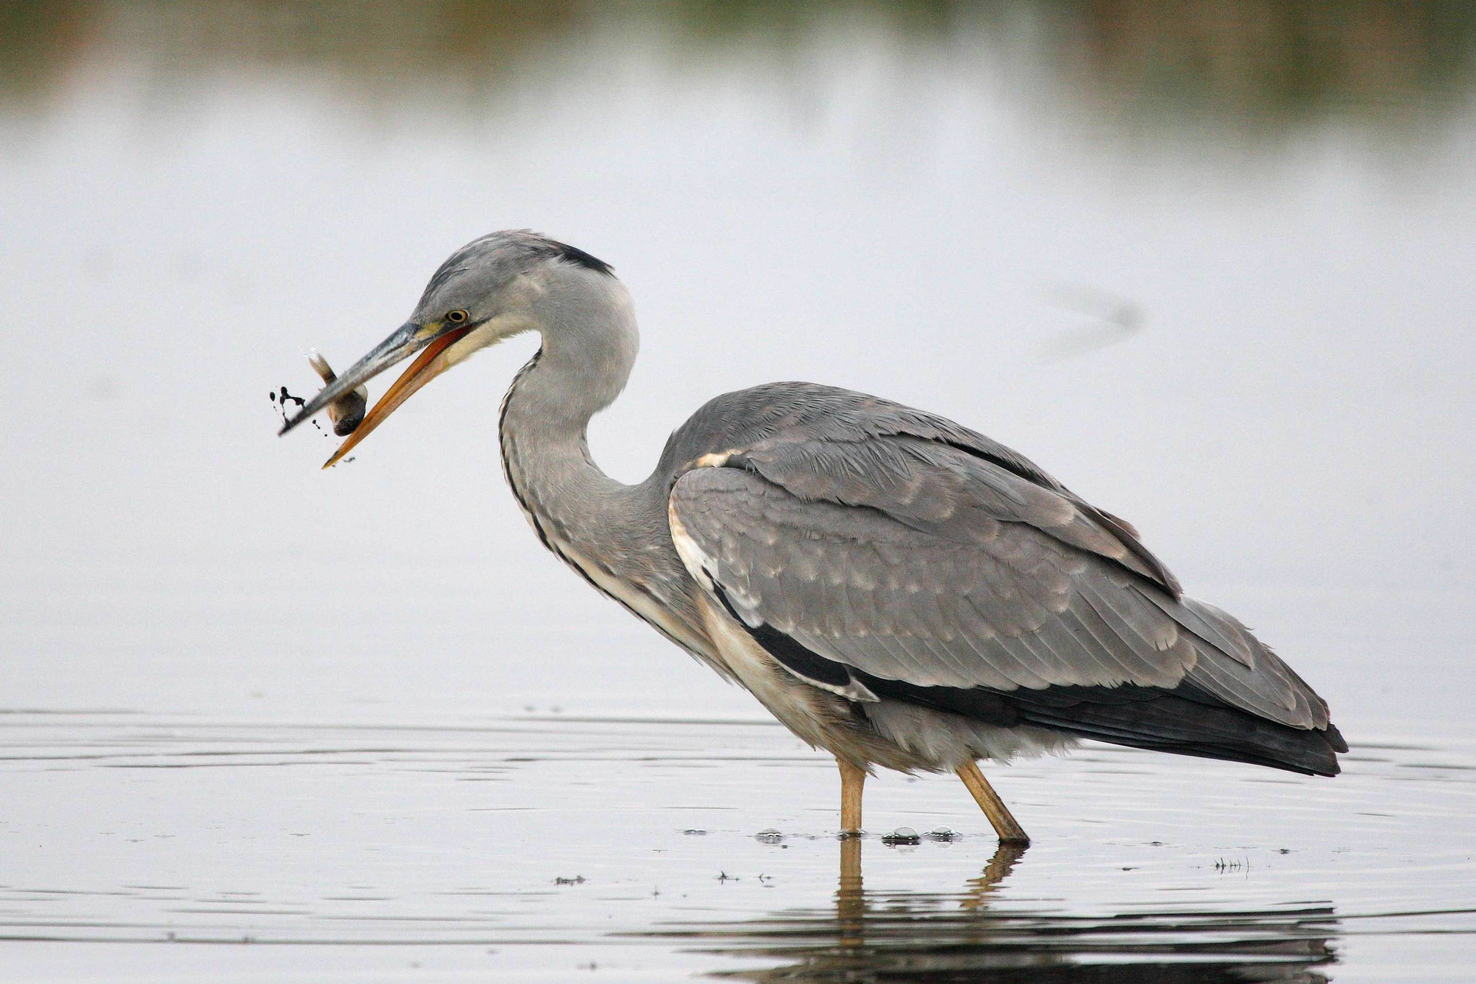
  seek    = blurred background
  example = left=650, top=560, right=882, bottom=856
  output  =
left=4, top=0, right=1474, bottom=737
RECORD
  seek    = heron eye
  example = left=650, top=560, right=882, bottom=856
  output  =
left=446, top=309, right=468, bottom=324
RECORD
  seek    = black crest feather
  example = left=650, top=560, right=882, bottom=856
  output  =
left=544, top=239, right=614, bottom=276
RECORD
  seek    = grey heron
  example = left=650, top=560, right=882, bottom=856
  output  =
left=280, top=231, right=1346, bottom=845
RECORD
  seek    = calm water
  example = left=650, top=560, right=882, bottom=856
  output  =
left=3, top=2, right=1475, bottom=980
left=0, top=713, right=1472, bottom=981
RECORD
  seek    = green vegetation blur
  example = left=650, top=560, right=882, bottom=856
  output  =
left=4, top=0, right=1474, bottom=133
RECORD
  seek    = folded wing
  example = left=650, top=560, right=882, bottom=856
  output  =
left=668, top=429, right=1343, bottom=775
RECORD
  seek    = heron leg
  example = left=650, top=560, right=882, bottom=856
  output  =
left=956, top=760, right=1030, bottom=846
left=838, top=758, right=866, bottom=836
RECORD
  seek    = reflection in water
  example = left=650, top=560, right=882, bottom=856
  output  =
left=669, top=841, right=1336, bottom=984
left=2, top=1, right=1474, bottom=136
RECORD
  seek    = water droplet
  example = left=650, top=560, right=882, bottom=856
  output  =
left=882, top=826, right=921, bottom=846
left=926, top=826, right=960, bottom=842
left=683, top=828, right=707, bottom=836
left=754, top=828, right=783, bottom=844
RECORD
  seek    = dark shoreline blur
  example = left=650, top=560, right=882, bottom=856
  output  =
left=4, top=0, right=1474, bottom=137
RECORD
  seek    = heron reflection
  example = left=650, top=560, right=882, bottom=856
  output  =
left=691, top=841, right=1335, bottom=983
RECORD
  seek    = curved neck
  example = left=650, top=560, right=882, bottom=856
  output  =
left=497, top=273, right=645, bottom=553
left=507, top=272, right=640, bottom=438
left=493, top=273, right=710, bottom=659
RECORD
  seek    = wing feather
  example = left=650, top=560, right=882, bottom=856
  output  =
left=670, top=463, right=1332, bottom=733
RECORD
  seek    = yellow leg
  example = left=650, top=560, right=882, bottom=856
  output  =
left=956, top=760, right=1030, bottom=846
left=838, top=758, right=866, bottom=836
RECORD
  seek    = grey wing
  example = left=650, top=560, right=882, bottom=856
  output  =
left=667, top=431, right=1344, bottom=773
left=659, top=382, right=1181, bottom=594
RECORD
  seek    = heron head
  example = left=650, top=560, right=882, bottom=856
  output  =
left=278, top=230, right=618, bottom=466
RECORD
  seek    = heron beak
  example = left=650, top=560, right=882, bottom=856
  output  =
left=277, top=320, right=474, bottom=467
left=320, top=326, right=473, bottom=468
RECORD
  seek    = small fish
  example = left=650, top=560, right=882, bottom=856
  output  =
left=307, top=350, right=367, bottom=436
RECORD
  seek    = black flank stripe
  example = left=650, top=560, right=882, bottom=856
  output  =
left=709, top=580, right=1341, bottom=777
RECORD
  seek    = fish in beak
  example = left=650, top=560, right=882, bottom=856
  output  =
left=306, top=350, right=367, bottom=436
left=279, top=320, right=475, bottom=468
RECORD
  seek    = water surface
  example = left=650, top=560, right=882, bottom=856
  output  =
left=0, top=713, right=1472, bottom=981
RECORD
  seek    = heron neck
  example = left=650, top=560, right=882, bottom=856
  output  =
left=496, top=324, right=713, bottom=664
left=496, top=302, right=645, bottom=559
left=499, top=347, right=627, bottom=501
